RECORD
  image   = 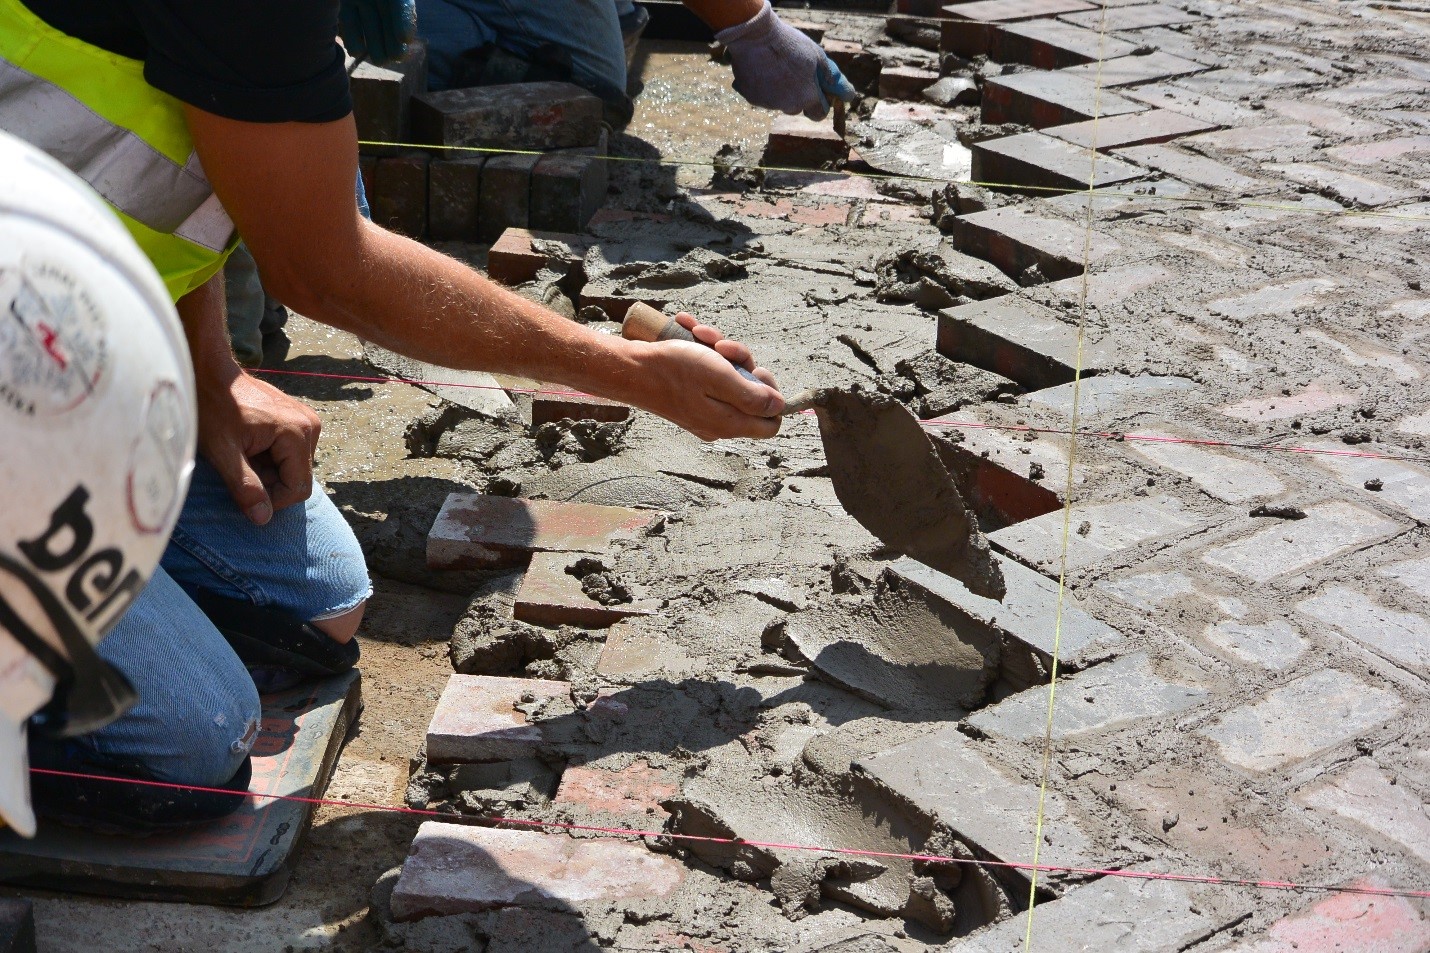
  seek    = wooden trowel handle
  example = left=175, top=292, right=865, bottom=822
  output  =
left=620, top=303, right=818, bottom=416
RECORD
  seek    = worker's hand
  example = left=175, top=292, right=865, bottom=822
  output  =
left=634, top=313, right=785, bottom=442
left=716, top=1, right=857, bottom=120
left=339, top=0, right=417, bottom=65
left=198, top=372, right=322, bottom=526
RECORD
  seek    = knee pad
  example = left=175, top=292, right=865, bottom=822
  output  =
left=28, top=738, right=253, bottom=835
left=191, top=592, right=360, bottom=690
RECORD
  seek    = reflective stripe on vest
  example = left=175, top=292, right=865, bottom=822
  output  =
left=0, top=58, right=233, bottom=253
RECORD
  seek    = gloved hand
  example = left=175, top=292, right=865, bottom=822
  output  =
left=339, top=0, right=417, bottom=65
left=716, top=1, right=857, bottom=120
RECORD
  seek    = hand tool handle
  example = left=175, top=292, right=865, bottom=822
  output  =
left=621, top=302, right=763, bottom=385
left=621, top=303, right=819, bottom=416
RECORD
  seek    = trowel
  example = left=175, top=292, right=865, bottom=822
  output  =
left=622, top=303, right=1007, bottom=601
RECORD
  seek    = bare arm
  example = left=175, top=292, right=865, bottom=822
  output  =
left=182, top=108, right=784, bottom=440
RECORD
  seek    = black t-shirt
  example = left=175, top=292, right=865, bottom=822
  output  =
left=21, top=0, right=351, bottom=123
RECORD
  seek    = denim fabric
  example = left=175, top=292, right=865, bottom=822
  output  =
left=418, top=0, right=627, bottom=98
left=39, top=461, right=371, bottom=787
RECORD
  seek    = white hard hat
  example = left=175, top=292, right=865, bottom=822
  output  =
left=0, top=131, right=196, bottom=837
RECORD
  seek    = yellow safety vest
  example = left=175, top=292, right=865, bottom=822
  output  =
left=0, top=0, right=237, bottom=301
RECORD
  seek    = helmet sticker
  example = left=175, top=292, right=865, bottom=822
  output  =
left=127, top=381, right=192, bottom=534
left=0, top=259, right=109, bottom=418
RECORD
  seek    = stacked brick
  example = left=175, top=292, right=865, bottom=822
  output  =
left=353, top=47, right=610, bottom=242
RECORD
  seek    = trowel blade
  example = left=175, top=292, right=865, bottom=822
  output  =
left=811, top=389, right=1007, bottom=601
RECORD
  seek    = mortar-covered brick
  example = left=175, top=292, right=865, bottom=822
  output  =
left=1213, top=880, right=1430, bottom=952
left=944, top=0, right=1096, bottom=23
left=982, top=71, right=1146, bottom=127
left=1123, top=83, right=1258, bottom=128
left=576, top=286, right=671, bottom=322
left=371, top=153, right=429, bottom=238
left=514, top=551, right=655, bottom=629
left=937, top=296, right=1115, bottom=388
left=990, top=20, right=1135, bottom=69
left=960, top=865, right=1243, bottom=952
left=1196, top=670, right=1403, bottom=773
left=990, top=495, right=1200, bottom=572
left=1045, top=109, right=1217, bottom=153
left=1123, top=428, right=1285, bottom=504
left=554, top=761, right=678, bottom=820
left=1326, top=134, right=1430, bottom=166
left=427, top=492, right=660, bottom=569
left=1087, top=765, right=1328, bottom=881
left=1059, top=50, right=1210, bottom=87
left=1295, top=761, right=1430, bottom=866
left=1026, top=372, right=1194, bottom=420
left=486, top=228, right=590, bottom=286
left=477, top=153, right=539, bottom=242
left=763, top=114, right=850, bottom=169
left=412, top=81, right=603, bottom=151
left=889, top=555, right=1123, bottom=690
left=1200, top=501, right=1401, bottom=583
left=1266, top=162, right=1414, bottom=208
left=878, top=65, right=941, bottom=101
left=967, top=653, right=1207, bottom=741
left=427, top=156, right=485, bottom=241
left=530, top=153, right=608, bottom=233
left=1114, top=144, right=1264, bottom=192
left=1060, top=2, right=1201, bottom=31
left=1298, top=586, right=1430, bottom=678
left=928, top=415, right=1066, bottom=529
left=425, top=674, right=569, bottom=762
left=1267, top=100, right=1392, bottom=139
left=1307, top=443, right=1430, bottom=522
left=972, top=131, right=1145, bottom=192
left=531, top=393, right=631, bottom=427
left=1219, top=382, right=1356, bottom=422
left=952, top=205, right=1121, bottom=280
left=390, top=822, right=684, bottom=920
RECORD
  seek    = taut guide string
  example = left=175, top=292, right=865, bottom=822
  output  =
left=27, top=767, right=1430, bottom=902
left=1023, top=0, right=1112, bottom=946
left=254, top=366, right=1430, bottom=466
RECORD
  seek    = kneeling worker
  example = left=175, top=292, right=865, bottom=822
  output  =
left=0, top=0, right=785, bottom=831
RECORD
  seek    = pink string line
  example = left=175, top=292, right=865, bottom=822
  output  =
left=28, top=767, right=1430, bottom=901
left=254, top=366, right=1429, bottom=465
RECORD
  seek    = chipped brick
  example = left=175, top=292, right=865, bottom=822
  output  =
left=486, top=228, right=590, bottom=286
left=554, top=761, right=678, bottom=820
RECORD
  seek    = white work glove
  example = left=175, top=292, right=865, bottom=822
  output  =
left=716, top=1, right=857, bottom=120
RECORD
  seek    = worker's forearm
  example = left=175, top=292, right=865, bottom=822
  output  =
left=305, top=222, right=658, bottom=408
left=684, top=0, right=763, bottom=31
left=176, top=272, right=243, bottom=392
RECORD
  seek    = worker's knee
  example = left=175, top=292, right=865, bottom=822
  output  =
left=150, top=682, right=262, bottom=788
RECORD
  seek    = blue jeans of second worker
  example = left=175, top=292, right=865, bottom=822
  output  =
left=419, top=0, right=629, bottom=99
left=35, top=461, right=371, bottom=790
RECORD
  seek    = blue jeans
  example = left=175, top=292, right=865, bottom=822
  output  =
left=44, top=461, right=371, bottom=788
left=419, top=0, right=628, bottom=98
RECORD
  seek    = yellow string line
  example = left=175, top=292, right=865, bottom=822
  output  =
left=1022, top=2, right=1111, bottom=947
left=358, top=138, right=1430, bottom=223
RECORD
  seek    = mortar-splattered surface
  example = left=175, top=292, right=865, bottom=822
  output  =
left=17, top=1, right=1430, bottom=949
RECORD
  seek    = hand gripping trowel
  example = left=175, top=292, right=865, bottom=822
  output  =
left=622, top=303, right=1007, bottom=601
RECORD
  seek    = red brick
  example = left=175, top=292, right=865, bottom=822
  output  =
left=943, top=0, right=1096, bottom=22
left=390, top=822, right=685, bottom=920
left=928, top=424, right=1063, bottom=529
left=936, top=296, right=1114, bottom=388
left=783, top=19, right=827, bottom=42
left=952, top=205, right=1121, bottom=280
left=530, top=393, right=630, bottom=427
left=1219, top=383, right=1356, bottom=421
left=820, top=39, right=880, bottom=93
left=1269, top=101, right=1392, bottom=139
left=427, top=492, right=660, bottom=569
left=371, top=153, right=429, bottom=237
left=476, top=152, right=538, bottom=241
left=763, top=114, right=849, bottom=169
left=350, top=42, right=427, bottom=154
left=879, top=65, right=941, bottom=100
left=1060, top=50, right=1210, bottom=87
left=1216, top=880, right=1430, bottom=952
left=1327, top=134, right=1430, bottom=166
left=972, top=131, right=1144, bottom=193
left=1045, top=109, right=1217, bottom=150
left=412, top=81, right=603, bottom=151
left=529, top=153, right=607, bottom=232
left=990, top=20, right=1135, bottom=69
left=486, top=228, right=590, bottom=286
left=554, top=761, right=678, bottom=819
left=1060, top=2, right=1201, bottom=31
left=982, top=70, right=1146, bottom=127
left=1296, top=761, right=1430, bottom=866
left=425, top=674, right=569, bottom=763
left=513, top=551, right=655, bottom=629
left=427, top=156, right=485, bottom=241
